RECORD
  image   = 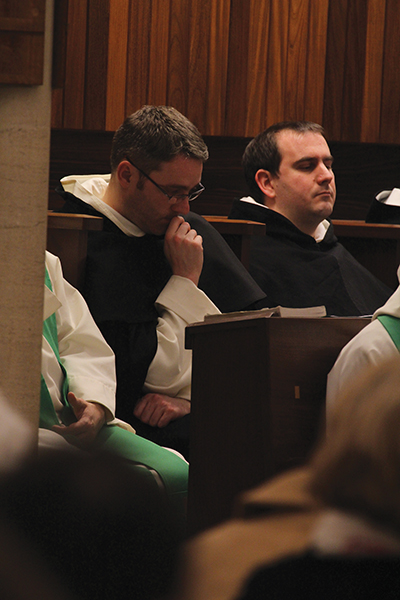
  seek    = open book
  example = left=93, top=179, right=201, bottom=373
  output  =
left=204, top=305, right=327, bottom=324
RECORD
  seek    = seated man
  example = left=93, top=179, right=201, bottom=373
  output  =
left=229, top=121, right=392, bottom=316
left=326, top=266, right=400, bottom=413
left=41, top=250, right=188, bottom=522
left=56, top=105, right=266, bottom=457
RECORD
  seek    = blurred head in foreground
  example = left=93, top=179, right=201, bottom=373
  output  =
left=0, top=448, right=182, bottom=600
left=310, top=355, right=400, bottom=537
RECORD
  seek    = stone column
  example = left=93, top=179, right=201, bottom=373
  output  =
left=0, top=0, right=54, bottom=437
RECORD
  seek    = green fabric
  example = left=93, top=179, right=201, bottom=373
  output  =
left=96, top=424, right=188, bottom=498
left=377, top=315, right=400, bottom=351
left=40, top=268, right=71, bottom=428
left=97, top=424, right=188, bottom=525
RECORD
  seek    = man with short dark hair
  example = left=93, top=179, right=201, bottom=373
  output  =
left=229, top=120, right=391, bottom=316
left=57, top=105, right=266, bottom=458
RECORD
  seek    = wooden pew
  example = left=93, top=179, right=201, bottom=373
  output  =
left=332, top=219, right=400, bottom=291
left=203, top=216, right=265, bottom=269
left=46, top=212, right=103, bottom=290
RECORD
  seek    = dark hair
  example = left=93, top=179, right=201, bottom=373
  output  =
left=110, top=105, right=209, bottom=174
left=242, top=121, right=326, bottom=203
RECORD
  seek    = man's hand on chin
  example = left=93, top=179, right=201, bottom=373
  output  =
left=164, top=216, right=203, bottom=286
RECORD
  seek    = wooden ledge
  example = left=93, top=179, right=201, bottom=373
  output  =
left=47, top=211, right=103, bottom=231
left=332, top=219, right=400, bottom=239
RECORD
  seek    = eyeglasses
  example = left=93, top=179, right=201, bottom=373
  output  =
left=126, top=158, right=205, bottom=204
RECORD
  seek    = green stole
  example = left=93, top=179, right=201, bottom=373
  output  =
left=377, top=315, right=400, bottom=351
left=40, top=268, right=71, bottom=428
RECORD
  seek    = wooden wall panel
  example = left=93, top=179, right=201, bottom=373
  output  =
left=243, top=0, right=270, bottom=136
left=265, top=0, right=289, bottom=127
left=61, top=0, right=88, bottom=129
left=188, top=0, right=212, bottom=133
left=0, top=0, right=45, bottom=85
left=380, top=0, right=400, bottom=143
left=360, top=0, right=386, bottom=142
left=205, top=0, right=230, bottom=134
left=84, top=0, right=110, bottom=130
left=340, top=0, right=368, bottom=142
left=51, top=0, right=400, bottom=144
left=147, top=0, right=171, bottom=105
left=125, top=0, right=151, bottom=114
left=167, top=0, right=190, bottom=116
left=105, top=0, right=130, bottom=131
left=304, top=0, right=329, bottom=123
left=286, top=0, right=309, bottom=121
left=323, top=0, right=348, bottom=140
left=224, top=0, right=251, bottom=136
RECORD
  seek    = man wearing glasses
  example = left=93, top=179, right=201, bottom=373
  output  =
left=56, top=105, right=266, bottom=459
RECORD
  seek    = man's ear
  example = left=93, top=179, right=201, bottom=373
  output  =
left=117, top=160, right=135, bottom=189
left=255, top=169, right=276, bottom=201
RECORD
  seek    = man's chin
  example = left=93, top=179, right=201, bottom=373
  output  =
left=318, top=200, right=335, bottom=220
left=152, top=222, right=170, bottom=237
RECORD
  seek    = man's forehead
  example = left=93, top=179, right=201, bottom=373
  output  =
left=153, top=155, right=203, bottom=174
left=152, top=155, right=203, bottom=188
left=277, top=129, right=331, bottom=154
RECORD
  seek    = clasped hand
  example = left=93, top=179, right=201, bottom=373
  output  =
left=134, top=393, right=190, bottom=428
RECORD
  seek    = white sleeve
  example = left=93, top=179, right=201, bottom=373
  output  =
left=144, top=275, right=221, bottom=400
left=326, top=319, right=398, bottom=421
left=45, top=252, right=116, bottom=418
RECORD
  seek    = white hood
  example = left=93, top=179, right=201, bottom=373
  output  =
left=60, top=174, right=145, bottom=237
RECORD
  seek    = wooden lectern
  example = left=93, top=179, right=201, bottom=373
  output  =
left=185, top=314, right=370, bottom=536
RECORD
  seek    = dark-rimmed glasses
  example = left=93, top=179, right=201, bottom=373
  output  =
left=126, top=158, right=205, bottom=204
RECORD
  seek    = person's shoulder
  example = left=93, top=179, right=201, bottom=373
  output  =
left=45, top=250, right=62, bottom=276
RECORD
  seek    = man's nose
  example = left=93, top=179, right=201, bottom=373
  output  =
left=172, top=198, right=190, bottom=215
left=317, top=163, right=334, bottom=183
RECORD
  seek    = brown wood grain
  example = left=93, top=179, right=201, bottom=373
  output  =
left=224, top=0, right=251, bottom=135
left=323, top=0, right=348, bottom=140
left=244, top=0, right=270, bottom=136
left=205, top=0, right=230, bottom=134
left=0, top=0, right=45, bottom=85
left=380, top=0, right=400, bottom=143
left=51, top=88, right=64, bottom=129
left=265, top=0, right=289, bottom=126
left=361, top=0, right=386, bottom=142
left=51, top=0, right=68, bottom=90
left=63, top=0, right=87, bottom=129
left=84, top=0, right=110, bottom=130
left=167, top=0, right=190, bottom=116
left=304, top=0, right=329, bottom=123
left=147, top=0, right=171, bottom=106
left=125, top=0, right=151, bottom=115
left=340, top=0, right=368, bottom=142
left=106, top=0, right=130, bottom=131
left=286, top=0, right=309, bottom=121
left=51, top=0, right=399, bottom=143
left=187, top=0, right=212, bottom=133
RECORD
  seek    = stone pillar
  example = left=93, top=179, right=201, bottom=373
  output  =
left=0, top=0, right=54, bottom=435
